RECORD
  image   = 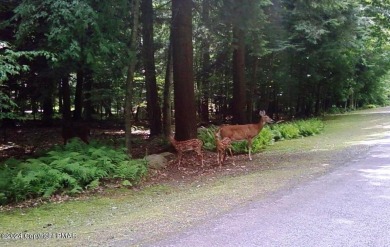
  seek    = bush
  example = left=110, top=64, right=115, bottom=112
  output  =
left=0, top=139, right=147, bottom=205
left=362, top=104, right=377, bottom=109
left=295, top=119, right=324, bottom=137
left=198, top=125, right=218, bottom=151
left=276, top=124, right=301, bottom=139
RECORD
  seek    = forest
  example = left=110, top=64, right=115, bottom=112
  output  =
left=1, top=0, right=390, bottom=151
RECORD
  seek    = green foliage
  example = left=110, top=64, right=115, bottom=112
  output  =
left=273, top=124, right=301, bottom=140
left=251, top=127, right=274, bottom=152
left=198, top=125, right=219, bottom=151
left=0, top=42, right=54, bottom=82
left=295, top=119, right=324, bottom=137
left=0, top=139, right=147, bottom=205
left=362, top=104, right=377, bottom=109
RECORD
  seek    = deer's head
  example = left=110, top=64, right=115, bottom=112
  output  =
left=259, top=110, right=274, bottom=124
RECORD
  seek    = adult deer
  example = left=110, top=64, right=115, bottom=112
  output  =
left=217, top=110, right=274, bottom=160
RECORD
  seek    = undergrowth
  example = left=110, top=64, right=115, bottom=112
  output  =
left=198, top=118, right=324, bottom=154
left=0, top=139, right=147, bottom=205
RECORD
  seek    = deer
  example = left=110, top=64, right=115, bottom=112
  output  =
left=168, top=134, right=204, bottom=167
left=215, top=129, right=234, bottom=167
left=217, top=110, right=274, bottom=161
left=62, top=122, right=90, bottom=145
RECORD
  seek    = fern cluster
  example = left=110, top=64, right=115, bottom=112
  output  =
left=0, top=139, right=147, bottom=205
left=198, top=118, right=324, bottom=154
left=271, top=118, right=324, bottom=141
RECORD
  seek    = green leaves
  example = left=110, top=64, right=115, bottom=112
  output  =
left=0, top=139, right=148, bottom=205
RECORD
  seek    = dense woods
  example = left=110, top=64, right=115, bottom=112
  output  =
left=1, top=0, right=390, bottom=149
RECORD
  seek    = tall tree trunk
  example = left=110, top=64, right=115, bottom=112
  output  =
left=163, top=35, right=173, bottom=137
left=124, top=0, right=141, bottom=155
left=200, top=0, right=211, bottom=123
left=42, top=77, right=54, bottom=126
left=83, top=68, right=93, bottom=121
left=141, top=0, right=162, bottom=137
left=58, top=79, right=63, bottom=116
left=232, top=24, right=247, bottom=124
left=61, top=75, right=71, bottom=122
left=74, top=68, right=84, bottom=120
left=247, top=57, right=258, bottom=122
left=172, top=0, right=197, bottom=141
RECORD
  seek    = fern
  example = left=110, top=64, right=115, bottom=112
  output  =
left=0, top=140, right=149, bottom=205
left=86, top=179, right=100, bottom=190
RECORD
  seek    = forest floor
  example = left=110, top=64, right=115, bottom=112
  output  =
left=0, top=107, right=389, bottom=246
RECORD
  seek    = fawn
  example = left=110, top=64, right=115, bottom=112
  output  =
left=62, top=122, right=90, bottom=145
left=169, top=135, right=204, bottom=167
left=215, top=129, right=234, bottom=167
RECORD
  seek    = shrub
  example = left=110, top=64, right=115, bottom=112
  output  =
left=295, top=119, right=324, bottom=136
left=362, top=104, right=377, bottom=109
left=198, top=125, right=218, bottom=151
left=0, top=139, right=148, bottom=205
left=275, top=124, right=301, bottom=139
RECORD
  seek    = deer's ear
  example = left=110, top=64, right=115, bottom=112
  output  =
left=259, top=110, right=265, bottom=116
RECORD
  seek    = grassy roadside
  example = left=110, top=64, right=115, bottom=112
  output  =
left=1, top=108, right=389, bottom=247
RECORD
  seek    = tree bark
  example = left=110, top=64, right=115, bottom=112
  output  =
left=200, top=0, right=211, bottom=123
left=83, top=68, right=93, bottom=121
left=74, top=68, right=84, bottom=120
left=232, top=24, right=247, bottom=124
left=172, top=0, right=197, bottom=141
left=247, top=57, right=258, bottom=122
left=163, top=35, right=173, bottom=137
left=124, top=0, right=141, bottom=155
left=42, top=76, right=54, bottom=126
left=61, top=75, right=71, bottom=122
left=141, top=0, right=162, bottom=137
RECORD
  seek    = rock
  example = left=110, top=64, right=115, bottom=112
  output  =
left=145, top=153, right=172, bottom=170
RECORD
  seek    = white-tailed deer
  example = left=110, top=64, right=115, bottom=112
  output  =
left=215, top=129, right=234, bottom=167
left=169, top=135, right=204, bottom=167
left=217, top=110, right=274, bottom=160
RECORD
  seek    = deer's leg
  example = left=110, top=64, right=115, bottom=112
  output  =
left=177, top=151, right=182, bottom=167
left=197, top=148, right=204, bottom=167
left=222, top=149, right=227, bottom=163
left=217, top=149, right=221, bottom=166
left=248, top=139, right=253, bottom=160
left=228, top=147, right=235, bottom=165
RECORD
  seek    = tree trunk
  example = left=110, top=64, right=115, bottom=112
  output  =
left=124, top=0, right=141, bottom=155
left=61, top=75, right=71, bottom=122
left=163, top=35, right=173, bottom=137
left=232, top=24, right=247, bottom=124
left=58, top=78, right=63, bottom=116
left=83, top=68, right=93, bottom=121
left=141, top=0, right=162, bottom=137
left=42, top=75, right=54, bottom=126
left=172, top=0, right=197, bottom=141
left=200, top=0, right=211, bottom=123
left=74, top=68, right=84, bottom=120
left=247, top=57, right=258, bottom=122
